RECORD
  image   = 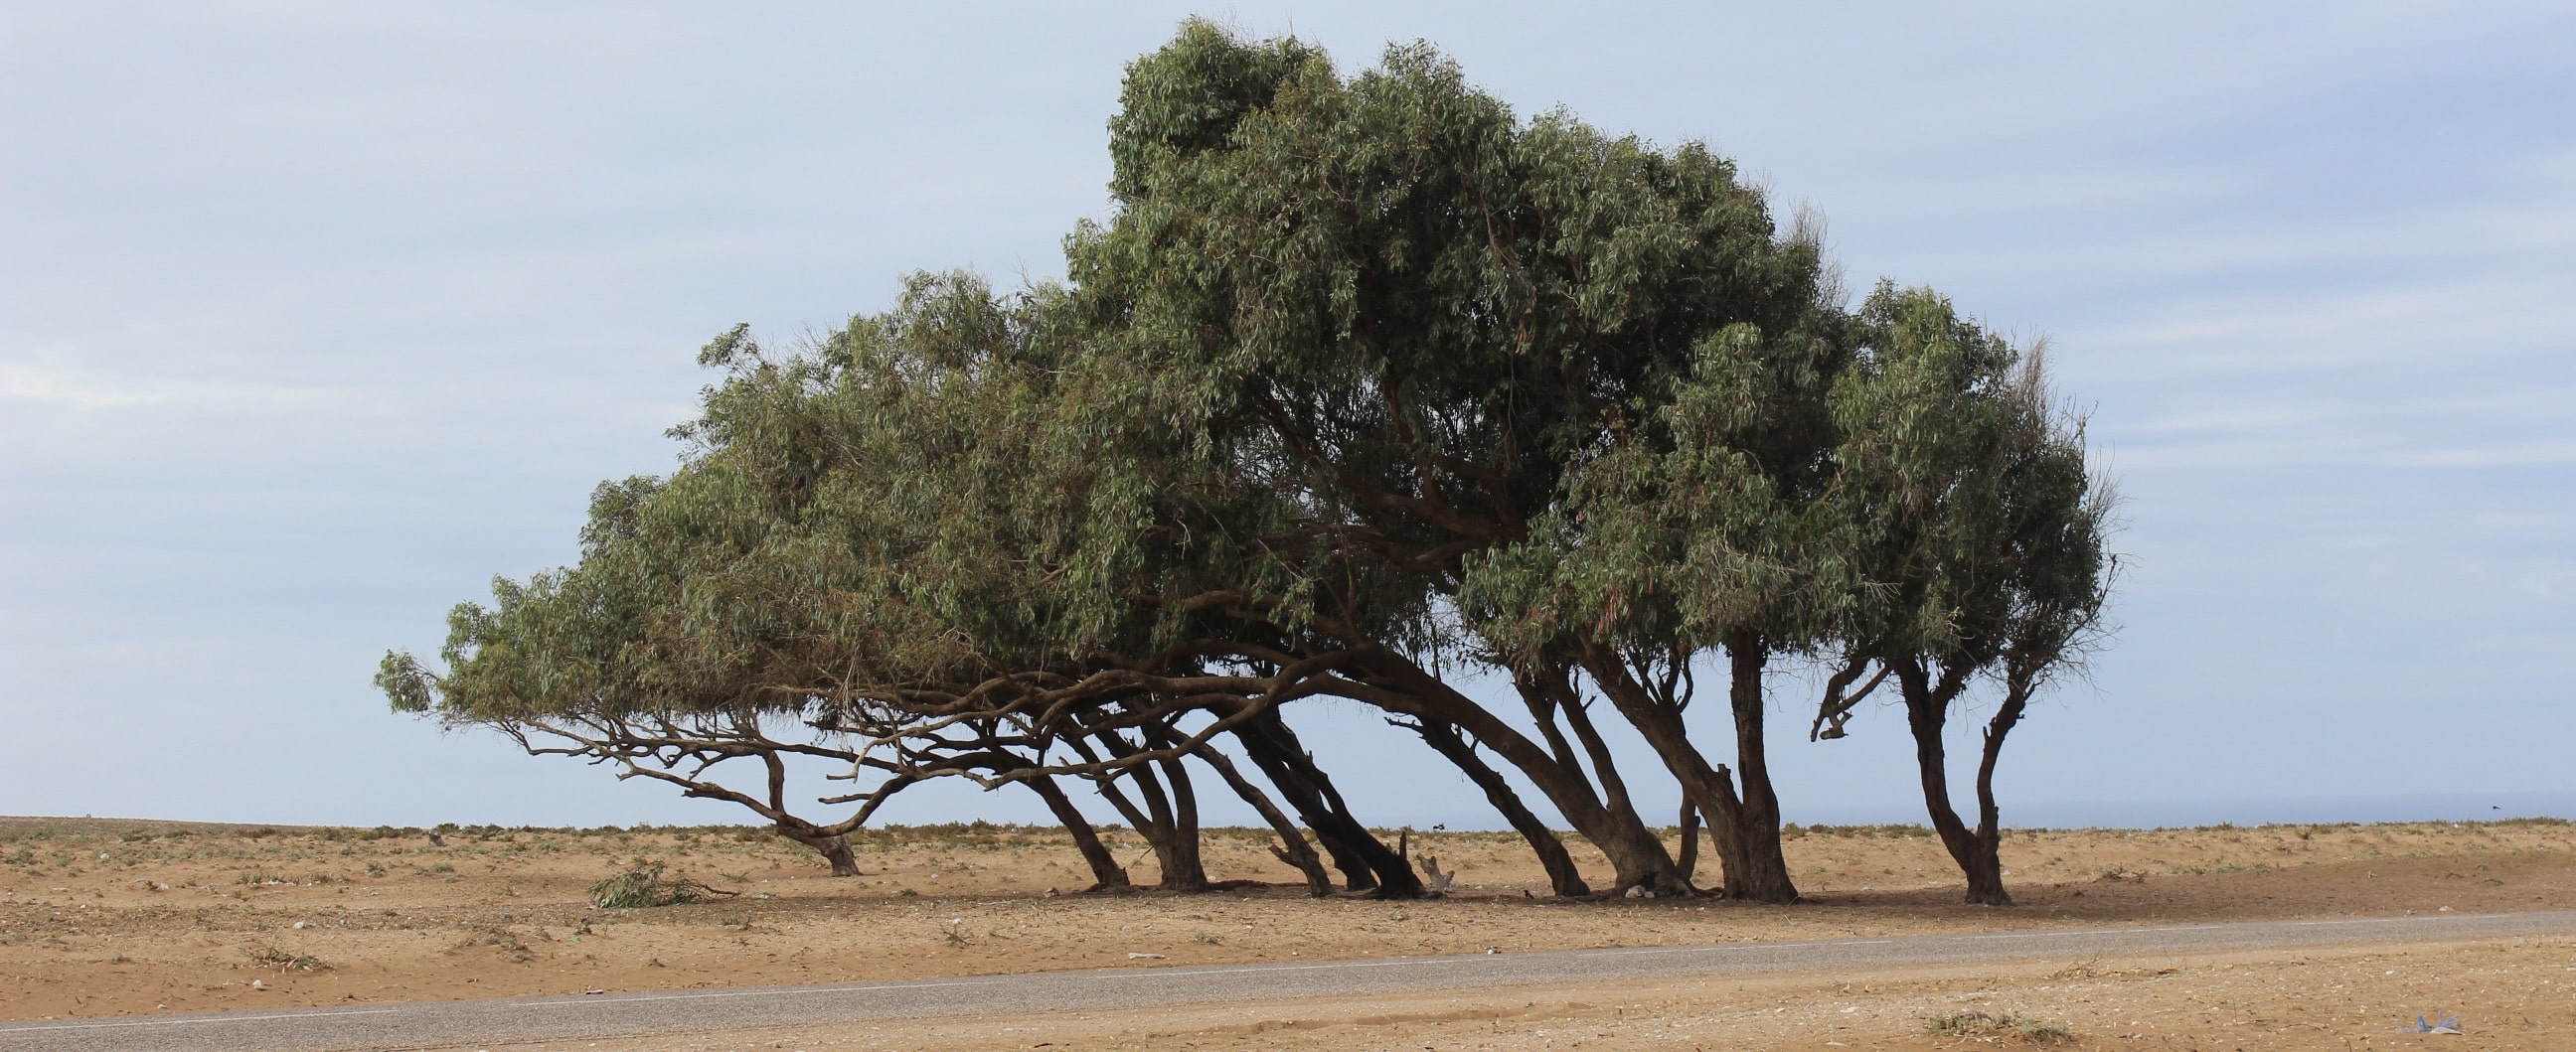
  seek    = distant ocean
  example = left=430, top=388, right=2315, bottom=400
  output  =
left=1356, top=791, right=2576, bottom=834
left=1783, top=790, right=2576, bottom=830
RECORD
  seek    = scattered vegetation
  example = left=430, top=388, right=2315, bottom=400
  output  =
left=475, top=928, right=535, bottom=964
left=1783, top=824, right=1940, bottom=840
left=588, top=862, right=734, bottom=909
left=1928, top=1009, right=2073, bottom=1044
left=242, top=946, right=329, bottom=973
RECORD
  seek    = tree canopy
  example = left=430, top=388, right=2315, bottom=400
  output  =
left=382, top=20, right=2114, bottom=906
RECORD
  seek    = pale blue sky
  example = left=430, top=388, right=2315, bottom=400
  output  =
left=4, top=3, right=2570, bottom=830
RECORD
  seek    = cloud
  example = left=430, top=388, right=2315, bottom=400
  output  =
left=2109, top=386, right=2576, bottom=472
left=0, top=362, right=181, bottom=410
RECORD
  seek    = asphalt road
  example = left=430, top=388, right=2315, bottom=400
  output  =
left=7, top=909, right=2570, bottom=1051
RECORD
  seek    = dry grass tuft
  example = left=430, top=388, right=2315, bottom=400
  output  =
left=1927, top=1008, right=2074, bottom=1044
left=242, top=946, right=329, bottom=972
left=588, top=861, right=734, bottom=909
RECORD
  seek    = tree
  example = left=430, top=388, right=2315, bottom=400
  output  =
left=1818, top=284, right=2116, bottom=905
left=382, top=23, right=2114, bottom=910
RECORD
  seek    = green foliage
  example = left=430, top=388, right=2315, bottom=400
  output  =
left=1835, top=284, right=2112, bottom=680
left=379, top=22, right=2113, bottom=884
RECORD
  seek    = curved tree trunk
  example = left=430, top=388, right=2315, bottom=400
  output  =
left=1027, top=773, right=1130, bottom=891
left=1227, top=706, right=1421, bottom=897
left=1227, top=709, right=1376, bottom=889
left=1385, top=655, right=1683, bottom=893
left=1246, top=714, right=1390, bottom=884
left=1674, top=801, right=1702, bottom=887
left=1581, top=638, right=1797, bottom=901
left=1074, top=732, right=1210, bottom=893
left=1549, top=682, right=1666, bottom=884
left=1194, top=744, right=1335, bottom=897
left=1330, top=647, right=1679, bottom=893
left=1961, top=682, right=2031, bottom=907
left=801, top=834, right=862, bottom=877
left=1408, top=717, right=1591, bottom=897
left=772, top=824, right=864, bottom=877
left=1138, top=757, right=1210, bottom=892
left=1893, top=658, right=2012, bottom=906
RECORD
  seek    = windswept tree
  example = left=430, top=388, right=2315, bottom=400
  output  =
left=382, top=21, right=2115, bottom=908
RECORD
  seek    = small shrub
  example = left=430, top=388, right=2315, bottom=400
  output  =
left=478, top=928, right=535, bottom=963
left=589, top=862, right=734, bottom=909
left=1928, top=1009, right=2072, bottom=1044
left=243, top=946, right=329, bottom=972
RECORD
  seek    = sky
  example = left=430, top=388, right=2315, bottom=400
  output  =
left=3, top=3, right=2571, bottom=832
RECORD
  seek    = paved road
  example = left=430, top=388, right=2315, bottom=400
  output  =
left=7, top=909, right=2571, bottom=1051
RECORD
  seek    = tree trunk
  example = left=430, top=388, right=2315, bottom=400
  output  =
left=1963, top=682, right=2031, bottom=907
left=1138, top=755, right=1210, bottom=892
left=1500, top=661, right=1688, bottom=894
left=1227, top=707, right=1420, bottom=897
left=775, top=827, right=864, bottom=877
left=1715, top=635, right=1798, bottom=902
left=1674, top=801, right=1701, bottom=887
left=817, top=836, right=861, bottom=877
left=1552, top=685, right=1663, bottom=878
left=1077, top=733, right=1209, bottom=893
left=1408, top=717, right=1591, bottom=897
left=1580, top=640, right=1794, bottom=901
left=1893, top=658, right=2012, bottom=906
left=1353, top=649, right=1682, bottom=893
left=1027, top=773, right=1129, bottom=891
left=1194, top=745, right=1334, bottom=897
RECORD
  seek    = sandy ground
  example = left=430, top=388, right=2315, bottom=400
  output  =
left=441, top=936, right=2576, bottom=1052
left=4, top=816, right=2570, bottom=1047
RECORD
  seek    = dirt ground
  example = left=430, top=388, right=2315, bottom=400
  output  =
left=453, top=937, right=2576, bottom=1052
left=3, top=816, right=2570, bottom=1048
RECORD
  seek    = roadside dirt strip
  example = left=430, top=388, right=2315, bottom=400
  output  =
left=7, top=910, right=2571, bottom=1052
